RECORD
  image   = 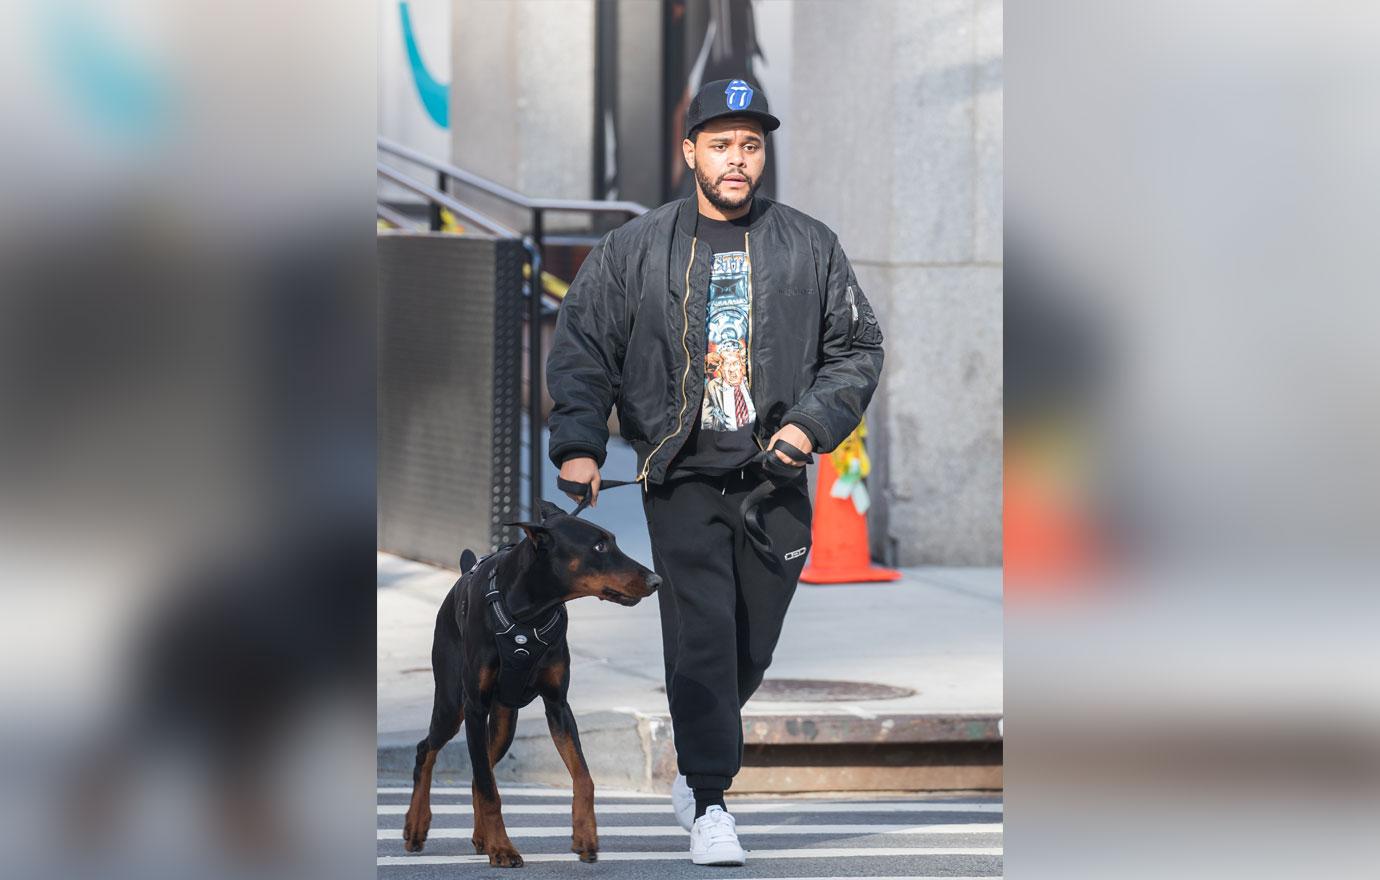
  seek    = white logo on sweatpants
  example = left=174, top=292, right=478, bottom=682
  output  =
left=784, top=546, right=808, bottom=561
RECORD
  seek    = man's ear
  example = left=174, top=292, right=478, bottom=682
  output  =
left=503, top=521, right=551, bottom=550
left=682, top=138, right=695, bottom=168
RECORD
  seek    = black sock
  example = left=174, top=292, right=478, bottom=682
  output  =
left=693, top=787, right=726, bottom=819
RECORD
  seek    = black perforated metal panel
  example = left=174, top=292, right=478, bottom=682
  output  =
left=378, top=232, right=524, bottom=568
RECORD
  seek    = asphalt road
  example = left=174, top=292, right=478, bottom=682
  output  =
left=377, top=776, right=1003, bottom=879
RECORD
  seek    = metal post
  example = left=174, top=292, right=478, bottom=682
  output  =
left=430, top=171, right=447, bottom=231
left=529, top=209, right=545, bottom=521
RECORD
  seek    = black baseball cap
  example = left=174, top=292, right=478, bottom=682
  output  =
left=684, top=77, right=780, bottom=140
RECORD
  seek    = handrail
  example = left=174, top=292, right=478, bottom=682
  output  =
left=378, top=137, right=650, bottom=217
left=376, top=138, right=652, bottom=526
left=377, top=204, right=421, bottom=231
left=377, top=163, right=519, bottom=238
left=542, top=234, right=610, bottom=247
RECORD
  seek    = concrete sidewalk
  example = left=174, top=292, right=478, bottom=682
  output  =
left=378, top=438, right=1002, bottom=792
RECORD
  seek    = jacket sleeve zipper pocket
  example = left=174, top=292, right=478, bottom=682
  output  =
left=845, top=285, right=859, bottom=346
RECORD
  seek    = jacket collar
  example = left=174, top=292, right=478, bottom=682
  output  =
left=673, top=193, right=775, bottom=240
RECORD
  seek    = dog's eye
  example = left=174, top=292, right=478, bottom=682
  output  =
left=594, top=540, right=607, bottom=552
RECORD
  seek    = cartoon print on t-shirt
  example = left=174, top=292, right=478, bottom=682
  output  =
left=701, top=250, right=756, bottom=431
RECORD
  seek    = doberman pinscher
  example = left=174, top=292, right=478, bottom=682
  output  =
left=402, top=499, right=661, bottom=867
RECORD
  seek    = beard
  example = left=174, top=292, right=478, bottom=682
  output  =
left=694, top=161, right=761, bottom=212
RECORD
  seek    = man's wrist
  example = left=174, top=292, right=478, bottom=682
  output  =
left=554, top=445, right=605, bottom=468
left=787, top=421, right=818, bottom=451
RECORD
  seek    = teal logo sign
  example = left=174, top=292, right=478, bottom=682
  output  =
left=400, top=2, right=450, bottom=129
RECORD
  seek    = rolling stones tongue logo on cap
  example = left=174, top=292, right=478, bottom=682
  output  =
left=724, top=79, right=754, bottom=110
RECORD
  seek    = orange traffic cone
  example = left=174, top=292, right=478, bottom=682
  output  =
left=800, top=454, right=901, bottom=584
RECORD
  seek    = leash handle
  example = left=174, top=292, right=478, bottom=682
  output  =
left=757, top=438, right=814, bottom=483
left=768, top=438, right=814, bottom=465
left=556, top=476, right=596, bottom=516
left=556, top=476, right=592, bottom=502
left=556, top=475, right=639, bottom=516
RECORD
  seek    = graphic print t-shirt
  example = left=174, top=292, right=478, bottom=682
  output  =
left=668, top=211, right=761, bottom=476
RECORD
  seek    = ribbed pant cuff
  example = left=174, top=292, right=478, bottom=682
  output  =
left=686, top=773, right=733, bottom=791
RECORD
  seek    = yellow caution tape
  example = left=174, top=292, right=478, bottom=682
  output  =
left=522, top=262, right=572, bottom=300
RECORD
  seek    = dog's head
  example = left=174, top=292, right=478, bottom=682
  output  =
left=504, top=500, right=661, bottom=611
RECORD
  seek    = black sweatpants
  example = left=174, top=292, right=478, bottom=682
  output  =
left=641, top=463, right=813, bottom=791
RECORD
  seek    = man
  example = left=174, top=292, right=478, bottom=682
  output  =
left=547, top=77, right=885, bottom=866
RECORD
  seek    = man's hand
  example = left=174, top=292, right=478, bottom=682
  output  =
left=767, top=424, right=814, bottom=467
left=559, top=456, right=602, bottom=507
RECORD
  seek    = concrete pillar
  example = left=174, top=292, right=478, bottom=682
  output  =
left=785, top=0, right=1002, bottom=565
left=450, top=0, right=596, bottom=233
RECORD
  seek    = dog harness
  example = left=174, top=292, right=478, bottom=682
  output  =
left=464, top=545, right=568, bottom=709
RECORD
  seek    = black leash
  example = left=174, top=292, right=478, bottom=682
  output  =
left=739, top=439, right=812, bottom=553
left=555, top=439, right=813, bottom=556
left=555, top=476, right=641, bottom=516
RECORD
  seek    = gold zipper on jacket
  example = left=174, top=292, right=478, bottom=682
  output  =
left=745, top=230, right=765, bottom=451
left=745, top=231, right=754, bottom=394
left=637, top=236, right=698, bottom=484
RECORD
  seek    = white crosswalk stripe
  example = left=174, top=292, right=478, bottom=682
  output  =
left=377, top=782, right=1002, bottom=876
left=378, top=847, right=1003, bottom=865
left=377, top=801, right=1003, bottom=815
left=376, top=785, right=670, bottom=798
left=379, top=822, right=1003, bottom=839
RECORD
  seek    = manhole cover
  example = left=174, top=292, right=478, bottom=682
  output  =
left=750, top=679, right=916, bottom=702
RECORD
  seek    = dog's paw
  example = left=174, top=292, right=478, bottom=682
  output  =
left=571, top=832, right=599, bottom=862
left=487, top=841, right=524, bottom=868
left=471, top=835, right=486, bottom=854
left=401, top=809, right=431, bottom=853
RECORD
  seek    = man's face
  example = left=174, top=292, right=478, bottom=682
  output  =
left=721, top=349, right=745, bottom=384
left=683, top=117, right=766, bottom=212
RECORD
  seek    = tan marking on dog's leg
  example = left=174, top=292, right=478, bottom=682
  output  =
left=466, top=708, right=522, bottom=867
left=471, top=777, right=523, bottom=867
left=544, top=693, right=597, bottom=862
left=477, top=664, right=497, bottom=696
left=487, top=704, right=517, bottom=766
left=403, top=748, right=438, bottom=852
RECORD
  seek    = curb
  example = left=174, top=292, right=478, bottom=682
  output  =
left=378, top=710, right=1002, bottom=793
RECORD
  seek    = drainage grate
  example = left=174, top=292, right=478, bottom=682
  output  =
left=751, top=678, right=916, bottom=702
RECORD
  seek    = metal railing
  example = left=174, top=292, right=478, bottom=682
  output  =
left=376, top=162, right=520, bottom=237
left=376, top=203, right=419, bottom=231
left=376, top=138, right=649, bottom=521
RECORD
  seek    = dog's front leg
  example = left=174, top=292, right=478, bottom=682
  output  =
left=464, top=708, right=523, bottom=868
left=543, top=695, right=598, bottom=862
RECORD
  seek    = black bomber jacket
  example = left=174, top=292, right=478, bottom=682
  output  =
left=546, top=194, right=885, bottom=486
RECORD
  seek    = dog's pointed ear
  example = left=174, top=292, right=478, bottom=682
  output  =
left=538, top=499, right=567, bottom=522
left=503, top=520, right=551, bottom=550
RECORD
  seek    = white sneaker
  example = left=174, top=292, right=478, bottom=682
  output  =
left=671, top=773, right=695, bottom=832
left=690, top=804, right=746, bottom=866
